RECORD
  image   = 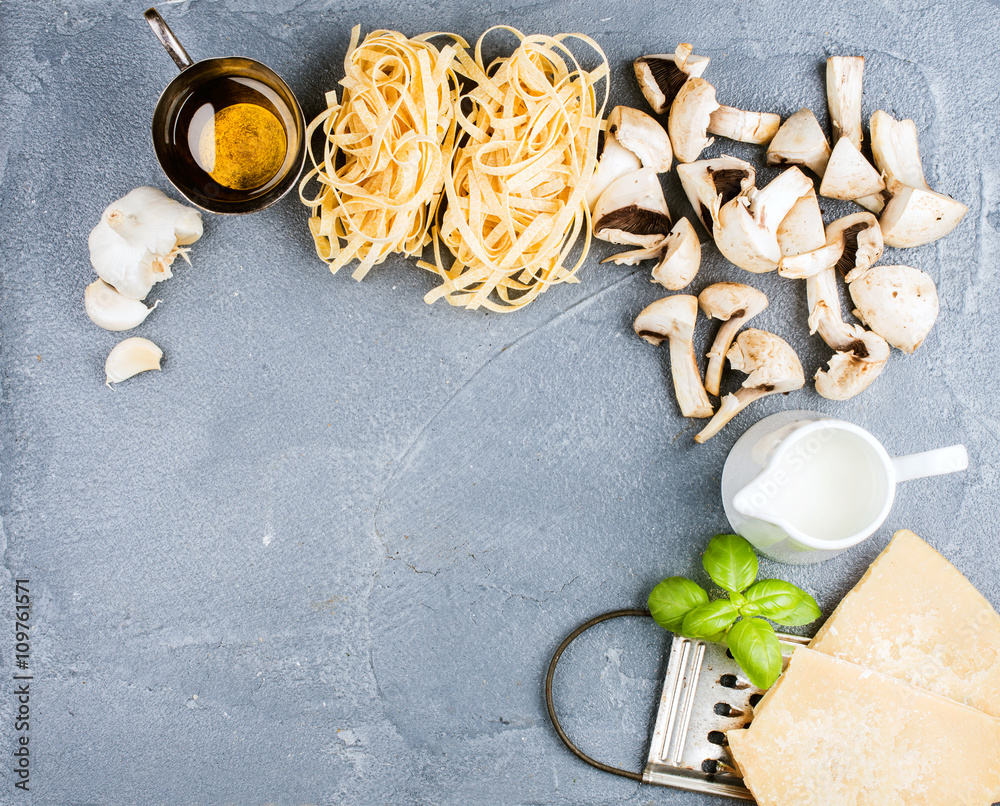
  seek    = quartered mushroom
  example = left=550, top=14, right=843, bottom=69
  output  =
left=846, top=264, right=939, bottom=353
left=698, top=283, right=769, bottom=397
left=633, top=44, right=710, bottom=115
left=714, top=167, right=814, bottom=273
left=602, top=217, right=702, bottom=291
left=694, top=329, right=804, bottom=443
left=592, top=168, right=672, bottom=247
left=878, top=179, right=968, bottom=248
left=634, top=295, right=714, bottom=419
left=776, top=189, right=826, bottom=260
left=586, top=133, right=642, bottom=211
left=606, top=106, right=673, bottom=173
left=677, top=156, right=756, bottom=235
left=779, top=212, right=884, bottom=279
left=766, top=108, right=832, bottom=178
left=669, top=77, right=721, bottom=163
left=818, top=138, right=885, bottom=201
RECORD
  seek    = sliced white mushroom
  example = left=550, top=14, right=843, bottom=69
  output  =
left=814, top=331, right=890, bottom=400
left=633, top=44, right=710, bottom=115
left=586, top=133, right=642, bottom=212
left=707, top=106, right=781, bottom=145
left=878, top=179, right=968, bottom=247
left=592, top=168, right=672, bottom=247
left=766, top=108, right=832, bottom=178
left=807, top=263, right=891, bottom=400
left=818, top=138, right=885, bottom=201
left=650, top=218, right=701, bottom=290
left=779, top=211, right=883, bottom=279
left=714, top=167, right=814, bottom=273
left=676, top=156, right=756, bottom=235
left=826, top=56, right=864, bottom=150
left=668, top=77, right=720, bottom=163
left=606, top=106, right=673, bottom=173
left=634, top=295, right=714, bottom=419
left=698, top=283, right=769, bottom=397
left=694, top=329, right=804, bottom=443
left=846, top=264, right=939, bottom=353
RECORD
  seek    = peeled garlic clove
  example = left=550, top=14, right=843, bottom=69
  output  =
left=85, top=279, right=158, bottom=331
left=105, top=337, right=163, bottom=386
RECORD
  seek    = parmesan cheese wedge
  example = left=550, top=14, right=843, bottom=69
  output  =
left=727, top=647, right=1000, bottom=806
left=809, top=529, right=1000, bottom=717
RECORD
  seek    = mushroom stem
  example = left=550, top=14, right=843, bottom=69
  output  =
left=707, top=106, right=781, bottom=145
left=699, top=282, right=769, bottom=397
left=826, top=56, right=864, bottom=149
left=695, top=387, right=769, bottom=443
left=634, top=295, right=713, bottom=418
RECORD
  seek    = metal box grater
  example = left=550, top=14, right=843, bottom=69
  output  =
left=642, top=632, right=811, bottom=798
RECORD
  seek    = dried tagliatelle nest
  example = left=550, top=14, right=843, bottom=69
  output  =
left=421, top=28, right=610, bottom=312
left=302, top=26, right=609, bottom=313
left=300, top=27, right=465, bottom=280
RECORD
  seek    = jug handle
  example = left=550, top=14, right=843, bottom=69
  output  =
left=892, top=444, right=969, bottom=483
left=145, top=8, right=194, bottom=71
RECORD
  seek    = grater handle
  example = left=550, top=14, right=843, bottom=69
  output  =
left=545, top=608, right=652, bottom=783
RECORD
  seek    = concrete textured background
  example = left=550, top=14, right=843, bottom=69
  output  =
left=1, top=0, right=998, bottom=803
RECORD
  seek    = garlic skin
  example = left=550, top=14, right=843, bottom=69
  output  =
left=88, top=187, right=203, bottom=300
left=85, top=279, right=158, bottom=331
left=105, top=337, right=163, bottom=386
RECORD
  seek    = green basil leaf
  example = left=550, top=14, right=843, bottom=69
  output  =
left=702, top=534, right=759, bottom=594
left=681, top=599, right=740, bottom=641
left=743, top=579, right=821, bottom=626
left=726, top=618, right=783, bottom=690
left=647, top=577, right=709, bottom=633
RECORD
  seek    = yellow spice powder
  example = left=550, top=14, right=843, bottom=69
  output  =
left=199, top=102, right=287, bottom=191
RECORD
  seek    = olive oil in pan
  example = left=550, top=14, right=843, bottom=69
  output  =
left=166, top=75, right=294, bottom=202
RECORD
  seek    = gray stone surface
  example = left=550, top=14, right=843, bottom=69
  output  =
left=1, top=0, right=998, bottom=803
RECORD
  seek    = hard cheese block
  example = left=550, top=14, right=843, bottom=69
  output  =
left=726, top=647, right=1000, bottom=806
left=809, top=529, right=1000, bottom=717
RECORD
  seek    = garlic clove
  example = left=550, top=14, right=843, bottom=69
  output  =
left=85, top=279, right=158, bottom=331
left=105, top=337, right=163, bottom=387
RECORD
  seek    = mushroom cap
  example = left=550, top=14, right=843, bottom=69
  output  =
left=668, top=77, right=720, bottom=163
left=633, top=293, right=698, bottom=346
left=727, top=329, right=805, bottom=393
left=586, top=132, right=642, bottom=211
left=633, top=48, right=709, bottom=115
left=879, top=181, right=968, bottom=247
left=698, top=282, right=769, bottom=322
left=818, top=138, right=885, bottom=201
left=676, top=156, right=755, bottom=235
left=766, top=108, right=832, bottom=177
left=607, top=106, right=673, bottom=174
left=592, top=168, right=671, bottom=247
left=847, top=264, right=939, bottom=353
left=651, top=217, right=701, bottom=290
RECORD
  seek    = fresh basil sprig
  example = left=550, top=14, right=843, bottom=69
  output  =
left=647, top=534, right=821, bottom=689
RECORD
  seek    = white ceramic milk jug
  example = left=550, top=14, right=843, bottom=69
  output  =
left=721, top=410, right=969, bottom=565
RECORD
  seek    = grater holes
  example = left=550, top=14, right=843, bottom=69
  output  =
left=707, top=730, right=728, bottom=746
left=720, top=673, right=750, bottom=689
left=748, top=693, right=764, bottom=707
left=725, top=648, right=734, bottom=659
left=713, top=702, right=744, bottom=717
left=702, top=759, right=720, bottom=774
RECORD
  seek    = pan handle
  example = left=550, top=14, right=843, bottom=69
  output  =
left=144, top=8, right=194, bottom=71
left=544, top=608, right=653, bottom=783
